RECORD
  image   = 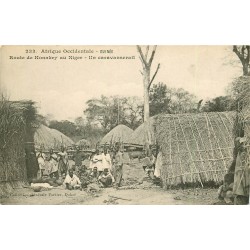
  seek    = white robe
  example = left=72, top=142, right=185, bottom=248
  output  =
left=102, top=153, right=112, bottom=170
left=92, top=154, right=103, bottom=171
left=154, top=152, right=162, bottom=178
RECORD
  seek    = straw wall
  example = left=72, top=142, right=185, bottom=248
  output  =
left=155, top=112, right=235, bottom=188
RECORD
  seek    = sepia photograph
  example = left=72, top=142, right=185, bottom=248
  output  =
left=0, top=45, right=249, bottom=205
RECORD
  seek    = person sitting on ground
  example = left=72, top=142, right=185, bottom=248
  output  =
left=88, top=167, right=99, bottom=183
left=98, top=168, right=115, bottom=188
left=63, top=169, right=81, bottom=190
left=218, top=173, right=234, bottom=204
left=79, top=165, right=90, bottom=189
left=141, top=149, right=155, bottom=179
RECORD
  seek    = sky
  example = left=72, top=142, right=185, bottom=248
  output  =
left=0, top=45, right=242, bottom=121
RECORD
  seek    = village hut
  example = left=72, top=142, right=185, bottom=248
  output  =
left=154, top=111, right=236, bottom=188
left=128, top=117, right=156, bottom=148
left=100, top=124, right=133, bottom=146
left=34, top=124, right=74, bottom=150
left=0, top=99, right=39, bottom=195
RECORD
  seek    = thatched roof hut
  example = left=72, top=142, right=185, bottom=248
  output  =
left=154, top=111, right=236, bottom=187
left=128, top=117, right=156, bottom=147
left=34, top=124, right=74, bottom=150
left=100, top=124, right=133, bottom=146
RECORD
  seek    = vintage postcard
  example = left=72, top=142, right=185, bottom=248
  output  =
left=0, top=45, right=249, bottom=205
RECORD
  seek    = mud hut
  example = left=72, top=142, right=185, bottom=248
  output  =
left=34, top=124, right=74, bottom=150
left=154, top=111, right=235, bottom=188
left=100, top=124, right=133, bottom=146
left=0, top=99, right=39, bottom=195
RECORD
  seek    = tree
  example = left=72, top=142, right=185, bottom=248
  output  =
left=233, top=45, right=250, bottom=76
left=49, top=120, right=78, bottom=137
left=227, top=76, right=250, bottom=111
left=170, top=88, right=197, bottom=114
left=202, top=96, right=235, bottom=112
left=84, top=95, right=143, bottom=131
left=149, top=83, right=198, bottom=116
left=137, top=45, right=160, bottom=150
left=149, top=82, right=171, bottom=116
left=122, top=96, right=143, bottom=129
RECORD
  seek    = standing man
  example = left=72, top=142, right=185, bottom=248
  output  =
left=48, top=148, right=59, bottom=179
left=36, top=146, right=46, bottom=178
left=73, top=146, right=83, bottom=175
left=58, top=145, right=69, bottom=176
left=92, top=149, right=103, bottom=176
left=113, top=144, right=124, bottom=188
left=102, top=147, right=112, bottom=171
left=233, top=137, right=250, bottom=205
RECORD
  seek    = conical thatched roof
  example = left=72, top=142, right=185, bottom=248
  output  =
left=100, top=124, right=133, bottom=145
left=34, top=125, right=74, bottom=150
left=154, top=111, right=236, bottom=187
left=128, top=117, right=156, bottom=146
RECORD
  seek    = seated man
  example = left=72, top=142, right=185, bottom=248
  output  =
left=218, top=173, right=234, bottom=204
left=141, top=152, right=155, bottom=179
left=98, top=168, right=115, bottom=188
left=79, top=165, right=90, bottom=189
left=63, top=169, right=81, bottom=190
left=88, top=166, right=99, bottom=183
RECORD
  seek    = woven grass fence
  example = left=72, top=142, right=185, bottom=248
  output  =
left=0, top=98, right=38, bottom=195
left=155, top=111, right=236, bottom=188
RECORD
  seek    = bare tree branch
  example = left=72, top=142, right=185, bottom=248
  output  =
left=241, top=45, right=245, bottom=57
left=137, top=45, right=147, bottom=67
left=145, top=45, right=149, bottom=60
left=246, top=45, right=250, bottom=63
left=148, top=45, right=157, bottom=67
left=148, top=63, right=160, bottom=90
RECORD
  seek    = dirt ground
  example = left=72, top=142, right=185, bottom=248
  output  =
left=0, top=160, right=220, bottom=205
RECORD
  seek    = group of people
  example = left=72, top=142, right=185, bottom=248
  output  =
left=36, top=144, right=124, bottom=191
left=36, top=146, right=69, bottom=180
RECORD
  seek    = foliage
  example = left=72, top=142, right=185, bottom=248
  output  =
left=149, top=82, right=198, bottom=116
left=202, top=96, right=236, bottom=112
left=84, top=95, right=143, bottom=131
left=49, top=120, right=78, bottom=137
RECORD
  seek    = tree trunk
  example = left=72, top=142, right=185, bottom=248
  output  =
left=143, top=69, right=151, bottom=152
left=137, top=45, right=160, bottom=155
left=243, top=62, right=249, bottom=76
